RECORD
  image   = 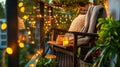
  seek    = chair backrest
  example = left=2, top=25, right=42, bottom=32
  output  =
left=81, top=5, right=106, bottom=33
left=65, top=5, right=106, bottom=45
left=87, top=5, right=106, bottom=33
left=67, top=5, right=106, bottom=34
left=77, top=5, right=106, bottom=46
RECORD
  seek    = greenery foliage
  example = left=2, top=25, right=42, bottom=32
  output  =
left=52, top=0, right=89, bottom=6
left=0, top=3, right=5, bottom=18
left=36, top=58, right=58, bottom=67
left=84, top=16, right=120, bottom=67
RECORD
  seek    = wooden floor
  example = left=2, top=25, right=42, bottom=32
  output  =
left=55, top=52, right=92, bottom=67
left=56, top=52, right=74, bottom=67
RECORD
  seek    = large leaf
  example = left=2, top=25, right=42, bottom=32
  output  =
left=44, top=58, right=52, bottom=65
left=116, top=54, right=120, bottom=67
left=84, top=47, right=99, bottom=61
left=93, top=57, right=100, bottom=67
left=97, top=18, right=105, bottom=28
left=100, top=46, right=109, bottom=56
left=110, top=53, right=117, bottom=67
left=97, top=55, right=104, bottom=67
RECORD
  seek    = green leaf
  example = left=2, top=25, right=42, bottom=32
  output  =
left=100, top=46, right=108, bottom=56
left=77, top=47, right=81, bottom=57
left=84, top=47, right=99, bottom=61
left=116, top=54, right=120, bottom=67
left=113, top=30, right=118, bottom=36
left=110, top=53, right=116, bottom=66
left=44, top=59, right=52, bottom=66
left=97, top=18, right=105, bottom=27
left=93, top=57, right=100, bottom=67
left=97, top=55, right=104, bottom=67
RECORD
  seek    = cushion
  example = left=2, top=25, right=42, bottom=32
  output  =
left=65, top=14, right=86, bottom=41
left=68, top=14, right=86, bottom=32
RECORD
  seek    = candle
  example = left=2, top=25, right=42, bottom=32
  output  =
left=63, top=36, right=69, bottom=46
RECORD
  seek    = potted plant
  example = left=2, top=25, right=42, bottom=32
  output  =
left=84, top=16, right=120, bottom=67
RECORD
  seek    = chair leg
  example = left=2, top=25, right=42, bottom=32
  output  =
left=73, top=34, right=78, bottom=67
left=73, top=54, right=77, bottom=67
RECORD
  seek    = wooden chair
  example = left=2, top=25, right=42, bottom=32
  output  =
left=47, top=5, right=106, bottom=67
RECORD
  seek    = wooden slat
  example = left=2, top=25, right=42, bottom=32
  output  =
left=53, top=47, right=74, bottom=56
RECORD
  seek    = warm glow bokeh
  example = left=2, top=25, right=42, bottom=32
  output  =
left=23, top=15, right=29, bottom=20
left=19, top=42, right=25, bottom=48
left=18, top=2, right=23, bottom=7
left=1, top=23, right=7, bottom=30
left=28, top=31, right=31, bottom=35
left=31, top=41, right=35, bottom=44
left=20, top=7, right=25, bottom=12
left=29, top=63, right=35, bottom=67
left=6, top=47, right=13, bottom=55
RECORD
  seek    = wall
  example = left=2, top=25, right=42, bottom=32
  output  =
left=104, top=0, right=120, bottom=20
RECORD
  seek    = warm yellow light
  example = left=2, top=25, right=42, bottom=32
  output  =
left=6, top=47, right=13, bottom=55
left=36, top=14, right=42, bottom=18
left=23, top=15, right=28, bottom=20
left=19, top=42, right=24, bottom=48
left=29, top=21, right=32, bottom=24
left=1, top=23, right=7, bottom=30
left=35, top=53, right=39, bottom=57
left=20, top=7, right=25, bottom=12
left=33, top=6, right=36, bottom=9
left=45, top=6, right=47, bottom=8
left=18, top=2, right=23, bottom=7
left=44, top=14, right=46, bottom=17
left=29, top=63, right=35, bottom=67
left=28, top=31, right=31, bottom=35
left=48, top=10, right=51, bottom=13
left=39, top=14, right=42, bottom=18
left=63, top=36, right=69, bottom=46
left=36, top=49, right=43, bottom=55
left=31, top=21, right=36, bottom=24
left=31, top=41, right=35, bottom=44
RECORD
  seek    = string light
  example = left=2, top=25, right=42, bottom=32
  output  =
left=1, top=23, right=7, bottom=30
left=44, top=14, right=46, bottom=17
left=28, top=31, right=31, bottom=35
left=19, top=42, right=25, bottom=48
left=18, top=2, right=23, bottom=7
left=31, top=41, right=35, bottom=44
left=29, top=64, right=35, bottom=67
left=23, top=15, right=28, bottom=20
left=20, top=7, right=25, bottom=12
left=31, top=21, right=36, bottom=25
left=33, top=6, right=36, bottom=9
left=6, top=47, right=13, bottom=55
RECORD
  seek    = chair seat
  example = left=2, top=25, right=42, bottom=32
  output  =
left=48, top=41, right=74, bottom=56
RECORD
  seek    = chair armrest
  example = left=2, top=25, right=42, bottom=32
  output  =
left=68, top=31, right=98, bottom=37
left=51, top=28, right=98, bottom=37
left=50, top=28, right=98, bottom=41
